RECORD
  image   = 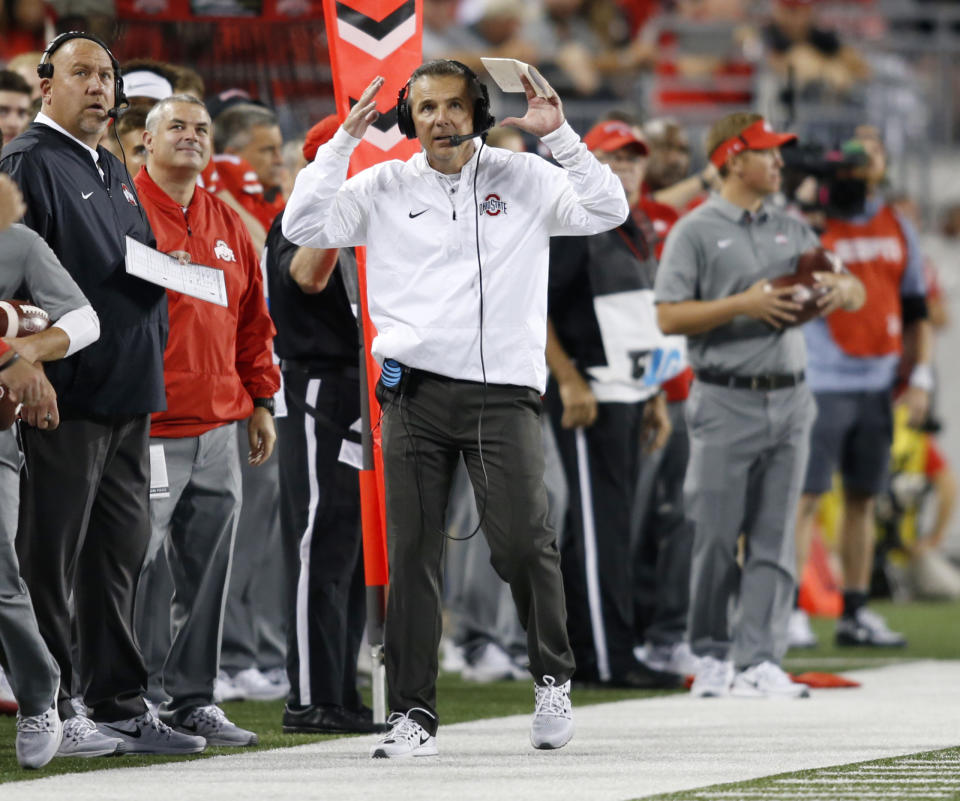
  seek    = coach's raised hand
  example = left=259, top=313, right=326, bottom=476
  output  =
left=500, top=74, right=564, bottom=138
left=343, top=76, right=384, bottom=139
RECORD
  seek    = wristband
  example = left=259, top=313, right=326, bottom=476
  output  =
left=0, top=352, right=20, bottom=373
left=699, top=172, right=712, bottom=192
left=253, top=397, right=276, bottom=416
left=909, top=363, right=934, bottom=393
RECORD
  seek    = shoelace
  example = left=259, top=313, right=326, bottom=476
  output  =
left=383, top=709, right=432, bottom=743
left=534, top=676, right=570, bottom=718
left=752, top=662, right=789, bottom=686
left=61, top=715, right=97, bottom=742
left=701, top=658, right=730, bottom=683
left=17, top=710, right=55, bottom=734
left=137, top=711, right=178, bottom=740
left=188, top=705, right=227, bottom=732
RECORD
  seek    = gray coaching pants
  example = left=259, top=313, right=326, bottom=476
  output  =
left=135, top=423, right=241, bottom=718
left=0, top=429, right=59, bottom=716
left=381, top=373, right=574, bottom=729
left=684, top=381, right=815, bottom=669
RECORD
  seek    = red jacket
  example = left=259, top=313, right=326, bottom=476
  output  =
left=135, top=167, right=280, bottom=438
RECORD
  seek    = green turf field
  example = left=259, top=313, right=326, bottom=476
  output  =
left=637, top=746, right=960, bottom=801
left=0, top=598, right=957, bottom=787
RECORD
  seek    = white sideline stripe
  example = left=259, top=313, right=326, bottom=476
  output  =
left=295, top=378, right=322, bottom=705
left=8, top=660, right=960, bottom=801
left=574, top=428, right=610, bottom=682
left=694, top=794, right=953, bottom=799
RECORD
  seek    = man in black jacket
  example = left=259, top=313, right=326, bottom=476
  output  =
left=0, top=32, right=204, bottom=756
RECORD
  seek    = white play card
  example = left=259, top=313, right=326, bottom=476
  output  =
left=480, top=58, right=556, bottom=99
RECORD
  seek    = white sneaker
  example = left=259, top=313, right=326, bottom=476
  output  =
left=0, top=667, right=18, bottom=715
left=639, top=642, right=702, bottom=676
left=530, top=676, right=573, bottom=750
left=690, top=656, right=733, bottom=698
left=262, top=667, right=290, bottom=697
left=835, top=607, right=907, bottom=647
left=232, top=668, right=288, bottom=701
left=440, top=638, right=466, bottom=673
left=213, top=670, right=245, bottom=703
left=16, top=703, right=62, bottom=769
left=787, top=609, right=819, bottom=649
left=370, top=709, right=438, bottom=758
left=731, top=661, right=810, bottom=699
left=57, top=715, right=125, bottom=758
left=99, top=710, right=206, bottom=754
left=174, top=704, right=259, bottom=746
left=462, top=642, right=528, bottom=683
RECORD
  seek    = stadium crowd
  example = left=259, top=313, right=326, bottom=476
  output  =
left=0, top=0, right=957, bottom=769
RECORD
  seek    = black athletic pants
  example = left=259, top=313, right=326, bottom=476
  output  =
left=547, top=396, right=646, bottom=682
left=278, top=369, right=365, bottom=710
left=380, top=372, right=574, bottom=733
left=16, top=415, right=151, bottom=721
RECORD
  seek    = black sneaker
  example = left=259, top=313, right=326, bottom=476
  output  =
left=835, top=608, right=907, bottom=648
left=578, top=660, right=685, bottom=690
left=282, top=704, right=390, bottom=734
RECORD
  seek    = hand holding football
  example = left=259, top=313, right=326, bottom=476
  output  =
left=768, top=247, right=844, bottom=327
left=0, top=300, right=51, bottom=430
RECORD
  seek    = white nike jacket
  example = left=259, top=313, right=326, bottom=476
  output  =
left=282, top=122, right=628, bottom=392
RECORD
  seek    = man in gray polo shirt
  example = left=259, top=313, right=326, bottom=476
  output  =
left=654, top=112, right=864, bottom=698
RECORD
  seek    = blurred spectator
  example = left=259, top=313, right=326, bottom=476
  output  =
left=432, top=0, right=538, bottom=74
left=641, top=116, right=720, bottom=213
left=485, top=124, right=524, bottom=152
left=214, top=102, right=285, bottom=231
left=0, top=69, right=31, bottom=147
left=172, top=65, right=205, bottom=100
left=5, top=51, right=42, bottom=101
left=527, top=0, right=657, bottom=99
left=763, top=0, right=870, bottom=98
left=0, top=0, right=51, bottom=63
left=101, top=104, right=149, bottom=176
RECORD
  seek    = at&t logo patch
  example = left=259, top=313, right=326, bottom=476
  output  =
left=479, top=194, right=507, bottom=216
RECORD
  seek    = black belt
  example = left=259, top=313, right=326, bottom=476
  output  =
left=696, top=369, right=805, bottom=391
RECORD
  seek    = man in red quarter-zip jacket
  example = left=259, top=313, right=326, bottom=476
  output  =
left=132, top=94, right=280, bottom=748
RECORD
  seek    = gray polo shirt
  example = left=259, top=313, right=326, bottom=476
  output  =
left=654, top=194, right=820, bottom=375
left=0, top=224, right=89, bottom=316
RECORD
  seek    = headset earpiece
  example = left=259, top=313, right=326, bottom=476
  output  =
left=37, top=31, right=125, bottom=119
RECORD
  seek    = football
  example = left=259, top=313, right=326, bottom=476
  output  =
left=0, top=300, right=50, bottom=337
left=0, top=300, right=51, bottom=430
left=769, top=247, right=844, bottom=327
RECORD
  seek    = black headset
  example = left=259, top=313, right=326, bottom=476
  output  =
left=396, top=60, right=494, bottom=140
left=37, top=31, right=128, bottom=119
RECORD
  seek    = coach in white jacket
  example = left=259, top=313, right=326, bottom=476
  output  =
left=283, top=59, right=628, bottom=758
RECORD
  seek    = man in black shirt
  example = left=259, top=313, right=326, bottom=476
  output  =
left=266, top=116, right=385, bottom=736
left=0, top=32, right=203, bottom=756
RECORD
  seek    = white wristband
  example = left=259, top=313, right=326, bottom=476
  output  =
left=909, top=363, right=934, bottom=392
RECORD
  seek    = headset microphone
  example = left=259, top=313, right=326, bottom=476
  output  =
left=438, top=127, right=493, bottom=147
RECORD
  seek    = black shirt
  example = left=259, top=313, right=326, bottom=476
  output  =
left=1, top=123, right=168, bottom=416
left=264, top=214, right=359, bottom=369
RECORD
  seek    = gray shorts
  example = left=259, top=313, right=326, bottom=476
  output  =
left=802, top=390, right=893, bottom=496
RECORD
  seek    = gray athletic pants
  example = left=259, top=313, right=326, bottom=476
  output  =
left=684, top=381, right=815, bottom=669
left=220, top=424, right=286, bottom=675
left=0, top=429, right=59, bottom=717
left=135, top=423, right=241, bottom=719
left=381, top=373, right=574, bottom=732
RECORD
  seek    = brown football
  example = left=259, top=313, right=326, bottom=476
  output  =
left=0, top=300, right=51, bottom=430
left=769, top=247, right=844, bottom=327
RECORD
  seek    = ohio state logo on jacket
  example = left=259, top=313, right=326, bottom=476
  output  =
left=214, top=239, right=236, bottom=262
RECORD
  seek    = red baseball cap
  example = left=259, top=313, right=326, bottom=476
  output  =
left=302, top=115, right=341, bottom=162
left=709, top=118, right=797, bottom=168
left=583, top=120, right=649, bottom=156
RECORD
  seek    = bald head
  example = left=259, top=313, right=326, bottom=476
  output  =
left=41, top=38, right=117, bottom=147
